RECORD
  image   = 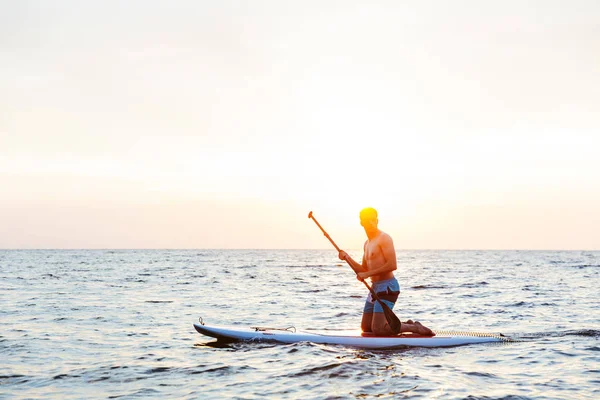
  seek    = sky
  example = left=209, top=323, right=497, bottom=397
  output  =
left=1, top=0, right=599, bottom=250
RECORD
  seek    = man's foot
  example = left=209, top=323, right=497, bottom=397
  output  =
left=414, top=321, right=435, bottom=336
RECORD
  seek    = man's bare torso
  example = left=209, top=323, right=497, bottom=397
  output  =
left=364, top=231, right=395, bottom=282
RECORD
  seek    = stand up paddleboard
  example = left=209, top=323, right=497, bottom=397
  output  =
left=194, top=318, right=512, bottom=349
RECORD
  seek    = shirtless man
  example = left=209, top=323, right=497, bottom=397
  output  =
left=338, top=207, right=433, bottom=336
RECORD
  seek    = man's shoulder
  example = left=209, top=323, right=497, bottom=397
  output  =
left=378, top=230, right=392, bottom=239
left=377, top=231, right=394, bottom=244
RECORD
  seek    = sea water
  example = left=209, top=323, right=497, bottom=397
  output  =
left=1, top=249, right=598, bottom=399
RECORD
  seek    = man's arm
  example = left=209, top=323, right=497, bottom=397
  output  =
left=339, top=248, right=367, bottom=274
left=347, top=253, right=367, bottom=274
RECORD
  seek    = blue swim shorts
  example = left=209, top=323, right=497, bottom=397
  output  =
left=363, top=277, right=400, bottom=314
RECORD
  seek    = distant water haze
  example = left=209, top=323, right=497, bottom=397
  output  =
left=1, top=1, right=599, bottom=250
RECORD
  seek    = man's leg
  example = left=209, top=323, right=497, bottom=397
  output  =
left=361, top=312, right=373, bottom=333
left=372, top=314, right=434, bottom=336
left=372, top=312, right=395, bottom=336
left=370, top=283, right=400, bottom=335
left=361, top=293, right=375, bottom=332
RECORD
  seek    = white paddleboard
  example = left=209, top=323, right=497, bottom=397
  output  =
left=194, top=320, right=511, bottom=349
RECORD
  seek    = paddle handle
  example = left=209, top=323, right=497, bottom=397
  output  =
left=308, top=211, right=341, bottom=252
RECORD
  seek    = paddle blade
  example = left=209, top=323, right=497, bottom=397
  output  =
left=381, top=303, right=402, bottom=334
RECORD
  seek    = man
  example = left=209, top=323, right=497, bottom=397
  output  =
left=338, top=207, right=433, bottom=336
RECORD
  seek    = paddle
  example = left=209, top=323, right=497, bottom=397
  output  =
left=308, top=211, right=401, bottom=334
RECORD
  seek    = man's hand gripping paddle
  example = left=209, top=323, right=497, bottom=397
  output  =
left=308, top=211, right=401, bottom=334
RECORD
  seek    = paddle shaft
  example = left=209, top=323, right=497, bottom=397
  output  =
left=308, top=212, right=341, bottom=252
left=307, top=212, right=401, bottom=333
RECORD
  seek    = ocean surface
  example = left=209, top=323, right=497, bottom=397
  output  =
left=1, top=249, right=599, bottom=399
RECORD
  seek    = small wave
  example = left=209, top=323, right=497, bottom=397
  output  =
left=515, top=329, right=600, bottom=339
left=109, top=389, right=160, bottom=399
left=194, top=340, right=236, bottom=349
left=290, top=362, right=343, bottom=377
left=460, top=281, right=489, bottom=288
left=146, top=367, right=170, bottom=374
left=145, top=300, right=174, bottom=303
left=465, top=371, right=498, bottom=378
left=89, top=376, right=110, bottom=383
left=553, top=350, right=578, bottom=358
left=563, top=329, right=600, bottom=337
left=189, top=366, right=229, bottom=375
left=188, top=365, right=255, bottom=376
left=571, top=264, right=600, bottom=269
left=54, top=373, right=80, bottom=380
left=334, top=312, right=351, bottom=318
left=509, top=301, right=532, bottom=307
left=411, top=285, right=447, bottom=289
left=287, top=264, right=328, bottom=268
left=521, top=285, right=538, bottom=291
left=0, top=374, right=27, bottom=380
left=0, top=375, right=29, bottom=385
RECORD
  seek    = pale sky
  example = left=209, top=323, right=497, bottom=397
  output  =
left=1, top=1, right=599, bottom=250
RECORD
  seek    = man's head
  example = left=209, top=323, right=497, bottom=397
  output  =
left=359, top=207, right=378, bottom=233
